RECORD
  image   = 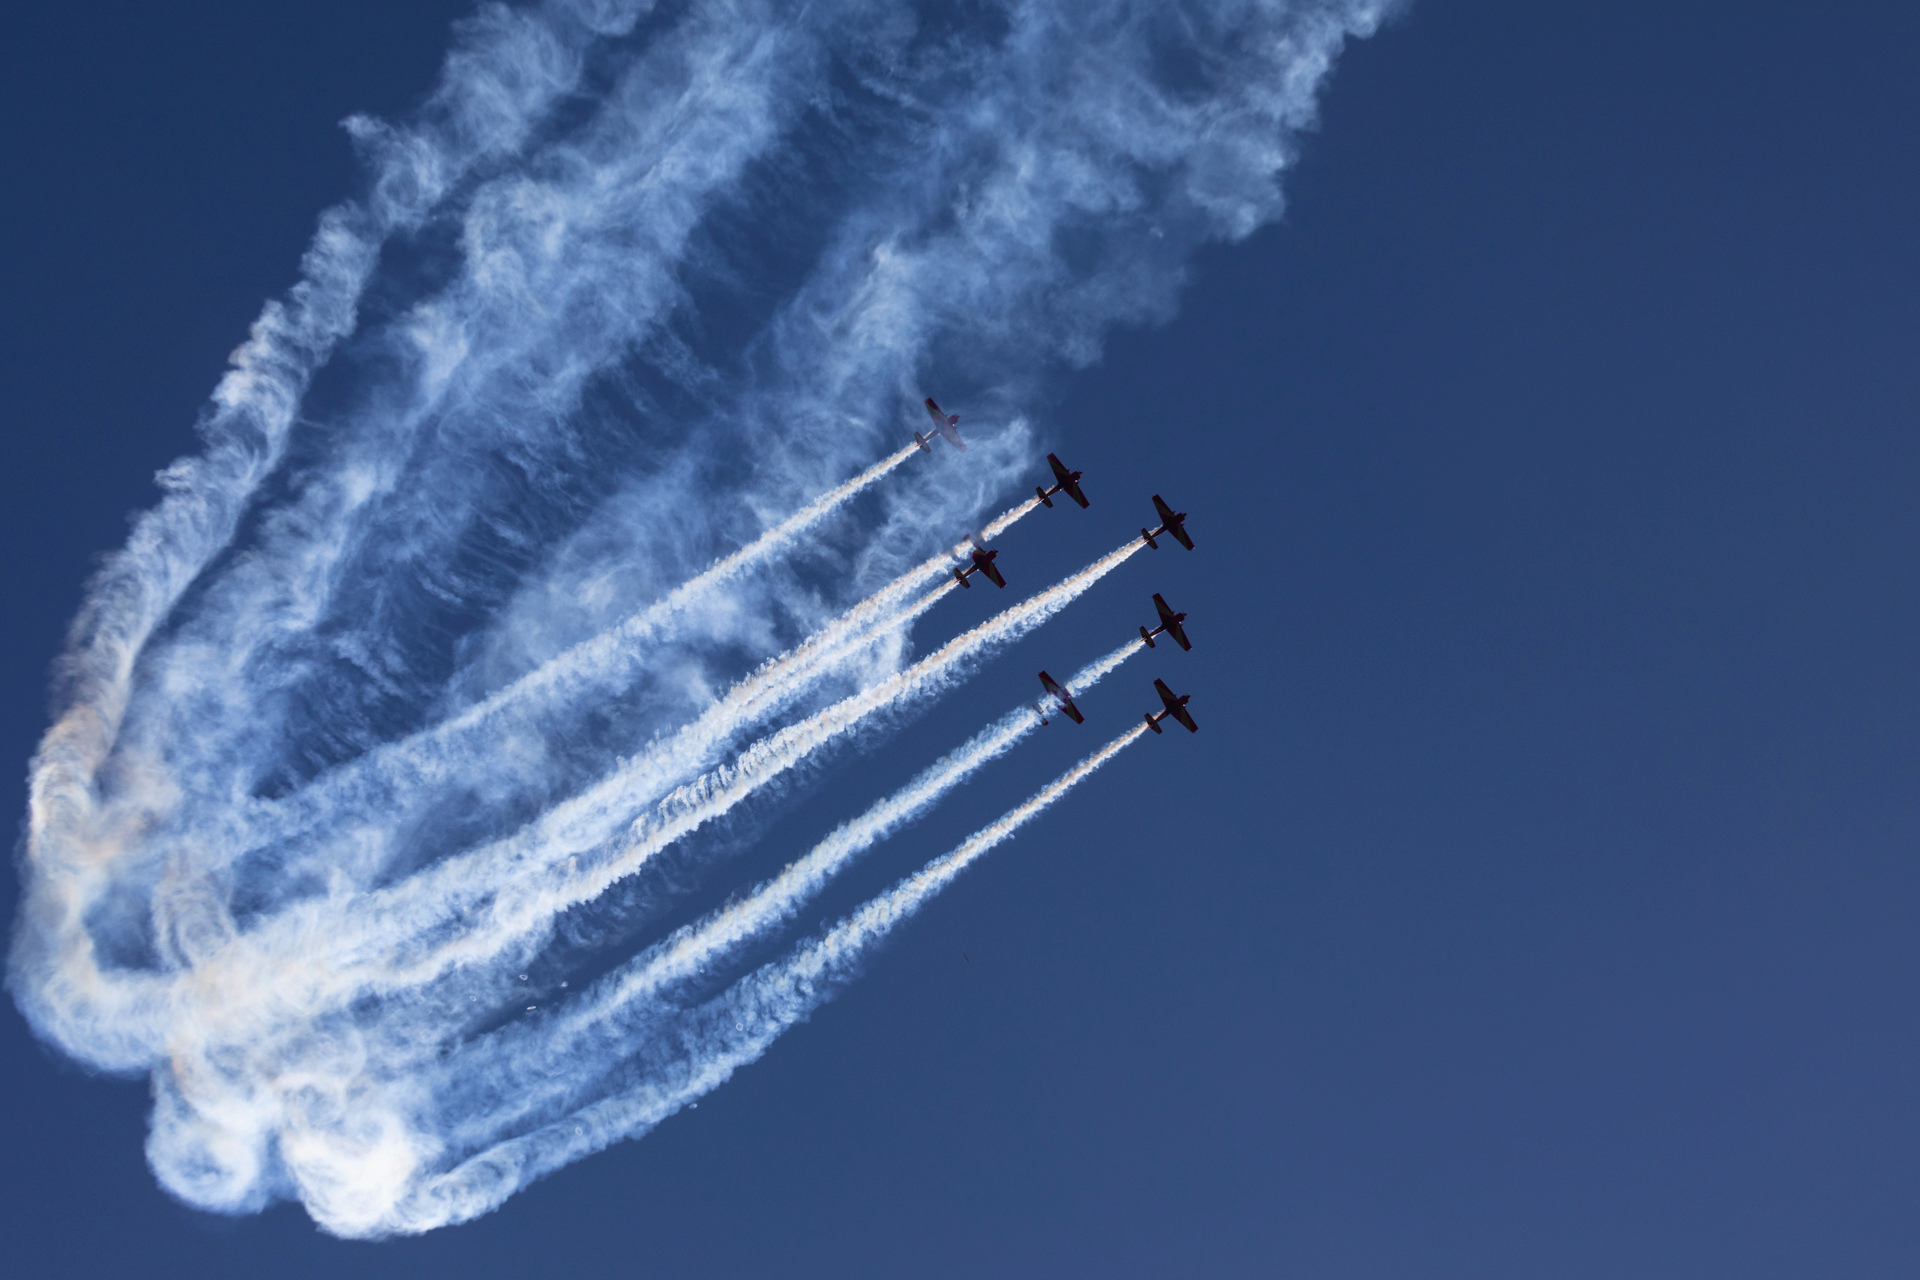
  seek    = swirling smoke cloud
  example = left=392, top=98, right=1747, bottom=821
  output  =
left=10, top=0, right=1385, bottom=1237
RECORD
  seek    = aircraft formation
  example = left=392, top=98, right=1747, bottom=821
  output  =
left=914, top=395, right=1198, bottom=738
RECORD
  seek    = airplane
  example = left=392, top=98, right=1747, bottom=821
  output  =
left=1141, top=494, right=1193, bottom=550
left=1144, top=677, right=1198, bottom=734
left=1035, top=453, right=1090, bottom=509
left=952, top=543, right=1006, bottom=589
left=1036, top=670, right=1085, bottom=725
left=1139, top=593, right=1192, bottom=651
left=915, top=397, right=966, bottom=452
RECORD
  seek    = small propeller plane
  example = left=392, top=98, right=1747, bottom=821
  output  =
left=1144, top=678, right=1198, bottom=734
left=1141, top=494, right=1193, bottom=550
left=952, top=542, right=1006, bottom=589
left=915, top=397, right=966, bottom=452
left=1139, top=593, right=1192, bottom=651
left=1035, top=453, right=1089, bottom=509
left=1036, top=671, right=1084, bottom=725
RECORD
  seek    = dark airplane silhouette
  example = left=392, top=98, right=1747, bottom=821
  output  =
left=1037, top=671, right=1084, bottom=725
left=1035, top=453, right=1089, bottom=509
left=952, top=544, right=1006, bottom=589
left=1144, top=678, right=1198, bottom=734
left=1141, top=494, right=1193, bottom=550
left=1139, top=593, right=1191, bottom=651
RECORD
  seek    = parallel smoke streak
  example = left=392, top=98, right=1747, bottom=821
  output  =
left=445, top=637, right=1148, bottom=1146
left=230, top=490, right=1047, bottom=986
left=594, top=636, right=1146, bottom=1009
left=227, top=442, right=924, bottom=867
left=406, top=721, right=1151, bottom=1230
left=283, top=536, right=1143, bottom=998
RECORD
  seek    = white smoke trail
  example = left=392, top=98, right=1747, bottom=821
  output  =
left=11, top=0, right=1385, bottom=1236
left=135, top=508, right=1068, bottom=1182
left=148, top=540, right=1141, bottom=1231
left=416, top=536, right=1149, bottom=964
left=213, top=440, right=928, bottom=877
left=254, top=488, right=1046, bottom=939
left=244, top=535, right=1142, bottom=1003
left=136, top=488, right=1065, bottom=1194
left=441, top=636, right=1148, bottom=1146
left=751, top=721, right=1150, bottom=999
left=595, top=636, right=1148, bottom=1007
left=226, top=573, right=959, bottom=985
left=391, top=722, right=1151, bottom=1235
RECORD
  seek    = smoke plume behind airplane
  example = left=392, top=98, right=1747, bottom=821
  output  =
left=10, top=0, right=1384, bottom=1236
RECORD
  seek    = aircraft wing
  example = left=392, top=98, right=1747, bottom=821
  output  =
left=1153, top=593, right=1177, bottom=625
left=924, top=397, right=947, bottom=425
left=1170, top=703, right=1198, bottom=732
left=942, top=420, right=966, bottom=451
left=1165, top=617, right=1191, bottom=650
left=979, top=557, right=1006, bottom=588
left=1152, top=494, right=1178, bottom=524
left=1154, top=678, right=1179, bottom=706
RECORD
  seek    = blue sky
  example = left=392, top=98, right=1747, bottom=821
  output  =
left=2, top=1, right=1917, bottom=1275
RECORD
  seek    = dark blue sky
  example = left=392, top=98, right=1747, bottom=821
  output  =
left=4, top=2, right=1917, bottom=1276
